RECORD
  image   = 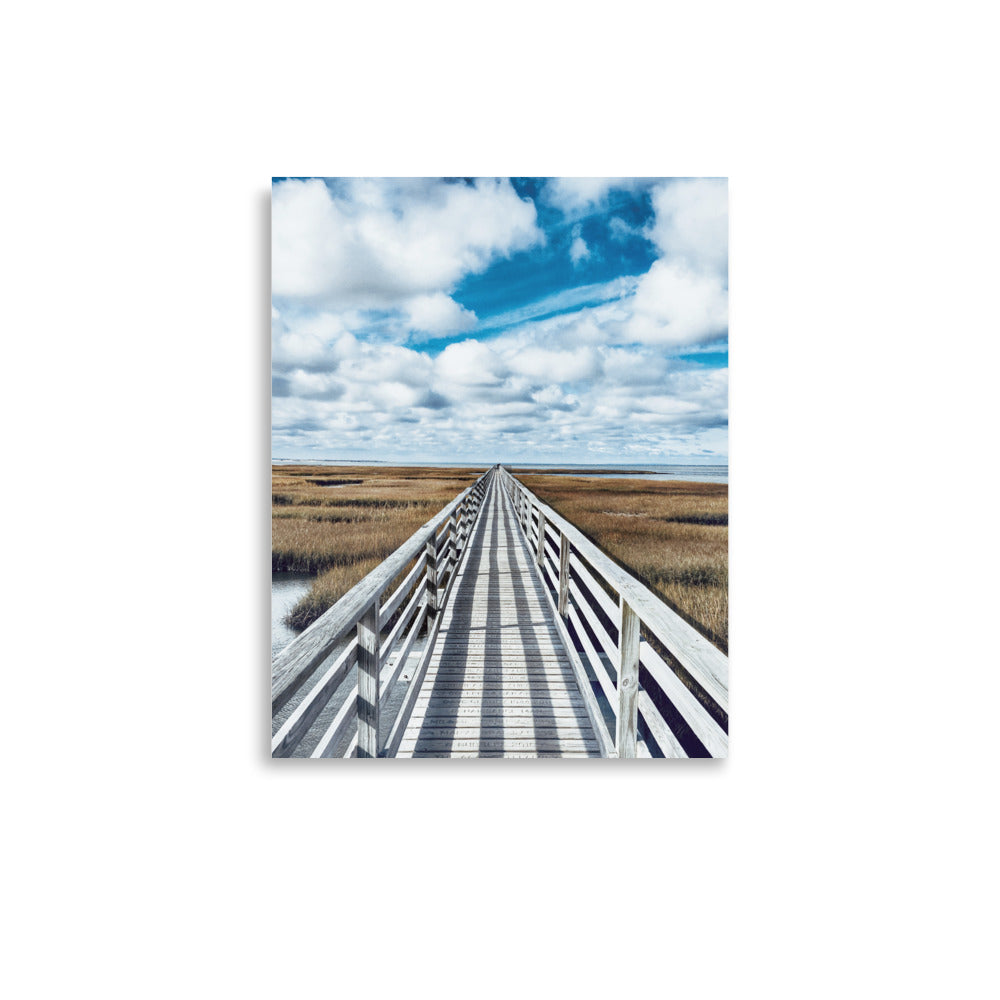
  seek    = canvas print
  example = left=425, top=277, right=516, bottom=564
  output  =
left=271, top=177, right=728, bottom=758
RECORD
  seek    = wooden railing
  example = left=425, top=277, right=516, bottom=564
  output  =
left=271, top=468, right=493, bottom=758
left=498, top=467, right=729, bottom=758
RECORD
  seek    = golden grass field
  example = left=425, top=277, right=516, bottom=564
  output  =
left=513, top=473, right=729, bottom=652
left=272, top=466, right=484, bottom=630
left=273, top=466, right=728, bottom=653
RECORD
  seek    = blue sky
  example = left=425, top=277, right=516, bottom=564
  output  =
left=272, top=177, right=728, bottom=464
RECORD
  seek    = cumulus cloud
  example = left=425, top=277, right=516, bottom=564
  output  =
left=608, top=216, right=641, bottom=241
left=646, top=179, right=728, bottom=277
left=569, top=223, right=590, bottom=266
left=544, top=177, right=647, bottom=216
left=594, top=178, right=730, bottom=348
left=627, top=260, right=728, bottom=346
left=271, top=312, right=357, bottom=370
left=532, top=385, right=579, bottom=411
left=506, top=345, right=600, bottom=382
left=436, top=339, right=509, bottom=387
left=271, top=177, right=729, bottom=462
left=405, top=292, right=477, bottom=335
left=272, top=177, right=543, bottom=307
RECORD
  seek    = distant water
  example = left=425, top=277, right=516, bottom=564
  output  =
left=273, top=459, right=727, bottom=484
left=272, top=572, right=313, bottom=659
left=515, top=464, right=728, bottom=484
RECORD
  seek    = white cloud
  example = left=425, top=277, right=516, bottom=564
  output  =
left=405, top=292, right=477, bottom=335
left=647, top=179, right=728, bottom=276
left=271, top=312, right=360, bottom=371
left=532, top=385, right=579, bottom=411
left=272, top=177, right=543, bottom=307
left=272, top=312, right=342, bottom=369
left=271, top=177, right=729, bottom=462
left=436, top=339, right=509, bottom=387
left=601, top=346, right=670, bottom=386
left=272, top=344, right=728, bottom=459
left=341, top=343, right=434, bottom=388
left=506, top=345, right=600, bottom=382
left=569, top=236, right=590, bottom=265
left=283, top=370, right=345, bottom=400
left=627, top=260, right=728, bottom=346
left=544, top=177, right=646, bottom=216
left=475, top=275, right=638, bottom=334
left=569, top=223, right=590, bottom=266
left=608, top=216, right=640, bottom=242
left=595, top=178, right=730, bottom=348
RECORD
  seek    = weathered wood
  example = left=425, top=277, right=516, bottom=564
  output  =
left=382, top=610, right=442, bottom=757
left=378, top=604, right=428, bottom=712
left=435, top=520, right=452, bottom=558
left=507, top=490, right=615, bottom=758
left=413, top=696, right=585, bottom=708
left=270, top=469, right=492, bottom=758
left=425, top=534, right=438, bottom=613
left=616, top=598, right=640, bottom=758
left=399, top=475, right=601, bottom=757
left=271, top=639, right=358, bottom=757
left=558, top=531, right=570, bottom=616
left=277, top=464, right=728, bottom=759
left=415, top=678, right=582, bottom=693
left=410, top=701, right=588, bottom=716
left=398, top=737, right=598, bottom=753
left=356, top=598, right=381, bottom=757
left=639, top=640, right=728, bottom=757
left=566, top=602, right=618, bottom=714
left=378, top=575, right=425, bottom=669
left=637, top=690, right=687, bottom=758
left=397, top=751, right=596, bottom=758
left=382, top=500, right=482, bottom=757
left=499, top=468, right=729, bottom=759
left=271, top=485, right=474, bottom=712
left=310, top=687, right=358, bottom=758
left=568, top=577, right=620, bottom=669
left=569, top=551, right=619, bottom=626
left=502, top=470, right=728, bottom=714
left=406, top=726, right=591, bottom=740
left=380, top=551, right=426, bottom=623
left=272, top=468, right=493, bottom=758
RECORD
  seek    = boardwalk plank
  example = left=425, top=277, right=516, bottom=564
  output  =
left=401, top=474, right=597, bottom=757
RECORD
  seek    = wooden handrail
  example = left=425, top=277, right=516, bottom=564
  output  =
left=272, top=468, right=493, bottom=757
left=498, top=467, right=728, bottom=758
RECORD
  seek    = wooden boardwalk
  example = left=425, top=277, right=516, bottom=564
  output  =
left=272, top=466, right=728, bottom=759
left=397, top=475, right=598, bottom=757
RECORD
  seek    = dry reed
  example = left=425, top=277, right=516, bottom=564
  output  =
left=273, top=465, right=484, bottom=632
left=519, top=475, right=728, bottom=652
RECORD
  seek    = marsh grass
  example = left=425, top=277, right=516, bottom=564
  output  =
left=273, top=465, right=483, bottom=633
left=521, top=475, right=728, bottom=652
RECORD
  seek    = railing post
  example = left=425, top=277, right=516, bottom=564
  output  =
left=425, top=533, right=438, bottom=615
left=458, top=498, right=468, bottom=550
left=357, top=596, right=381, bottom=758
left=616, top=597, right=639, bottom=758
left=558, top=531, right=570, bottom=616
left=448, top=511, right=458, bottom=565
left=536, top=508, right=546, bottom=567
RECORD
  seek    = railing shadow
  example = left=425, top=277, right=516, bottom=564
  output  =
left=501, top=486, right=601, bottom=757
left=410, top=486, right=494, bottom=753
